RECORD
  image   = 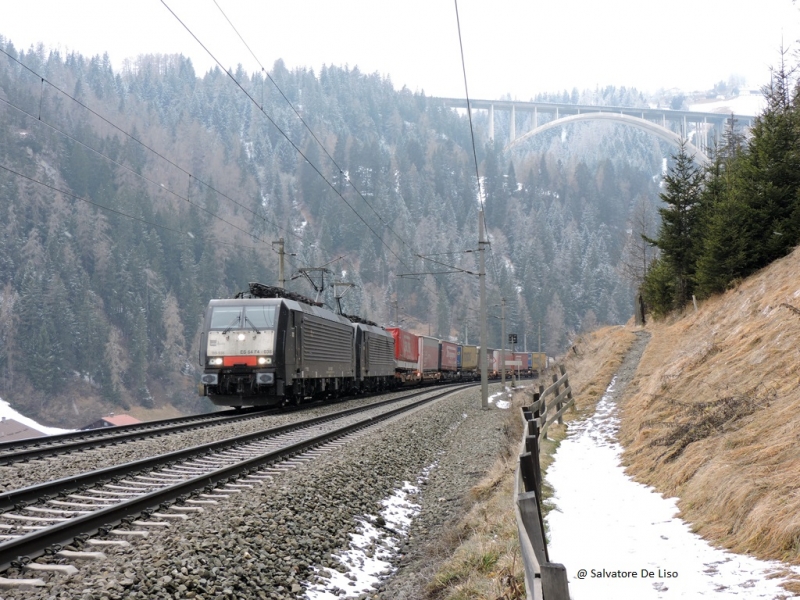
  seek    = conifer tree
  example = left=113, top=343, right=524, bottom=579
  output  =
left=643, top=140, right=703, bottom=309
left=733, top=52, right=800, bottom=270
left=694, top=118, right=747, bottom=297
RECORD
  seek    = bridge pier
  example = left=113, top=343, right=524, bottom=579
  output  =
left=438, top=97, right=753, bottom=163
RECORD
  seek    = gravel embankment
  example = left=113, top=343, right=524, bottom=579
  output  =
left=0, top=391, right=431, bottom=494
left=3, top=383, right=510, bottom=600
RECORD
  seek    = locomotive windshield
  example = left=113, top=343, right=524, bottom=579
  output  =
left=209, top=305, right=276, bottom=330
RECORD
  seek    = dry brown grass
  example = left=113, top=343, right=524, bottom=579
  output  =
left=618, top=246, right=800, bottom=570
left=428, top=325, right=636, bottom=599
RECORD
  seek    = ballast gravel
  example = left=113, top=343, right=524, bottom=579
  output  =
left=0, top=390, right=427, bottom=494
left=1, top=384, right=513, bottom=600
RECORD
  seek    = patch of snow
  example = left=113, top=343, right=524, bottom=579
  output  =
left=0, top=396, right=74, bottom=435
left=303, top=466, right=433, bottom=599
left=545, top=378, right=800, bottom=599
left=488, top=387, right=512, bottom=410
left=689, top=94, right=764, bottom=117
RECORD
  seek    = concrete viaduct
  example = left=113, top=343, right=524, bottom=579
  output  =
left=437, top=97, right=758, bottom=164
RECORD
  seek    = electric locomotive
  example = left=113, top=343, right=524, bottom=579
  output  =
left=198, top=283, right=395, bottom=407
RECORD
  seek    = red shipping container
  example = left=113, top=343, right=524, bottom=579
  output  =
left=439, top=341, right=458, bottom=372
left=386, top=327, right=419, bottom=363
left=418, top=336, right=439, bottom=372
left=493, top=349, right=514, bottom=368
left=512, top=353, right=528, bottom=369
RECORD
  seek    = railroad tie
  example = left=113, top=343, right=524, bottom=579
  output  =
left=23, top=564, right=79, bottom=576
left=55, top=550, right=107, bottom=561
left=0, top=577, right=46, bottom=588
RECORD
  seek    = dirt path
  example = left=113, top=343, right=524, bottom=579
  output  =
left=546, top=328, right=800, bottom=599
left=603, top=329, right=650, bottom=405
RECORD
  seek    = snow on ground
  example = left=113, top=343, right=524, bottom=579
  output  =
left=303, top=464, right=435, bottom=599
left=545, top=378, right=800, bottom=599
left=488, top=386, right=512, bottom=410
left=0, top=396, right=74, bottom=435
left=689, top=94, right=764, bottom=117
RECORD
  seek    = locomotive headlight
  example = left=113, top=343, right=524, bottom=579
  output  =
left=257, top=357, right=271, bottom=365
left=237, top=333, right=246, bottom=341
left=208, top=357, right=223, bottom=366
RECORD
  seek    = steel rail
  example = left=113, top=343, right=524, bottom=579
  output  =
left=0, top=387, right=444, bottom=511
left=0, top=382, right=484, bottom=465
left=0, top=407, right=261, bottom=455
left=0, top=407, right=286, bottom=466
left=0, top=380, right=487, bottom=464
left=0, top=384, right=473, bottom=573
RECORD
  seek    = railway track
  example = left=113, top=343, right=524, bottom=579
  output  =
left=0, top=384, right=474, bottom=578
left=0, top=407, right=276, bottom=465
left=0, top=381, right=489, bottom=466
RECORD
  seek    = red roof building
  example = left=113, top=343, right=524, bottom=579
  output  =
left=0, top=418, right=46, bottom=442
left=82, top=414, right=142, bottom=430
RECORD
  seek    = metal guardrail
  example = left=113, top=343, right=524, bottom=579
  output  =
left=515, top=365, right=573, bottom=600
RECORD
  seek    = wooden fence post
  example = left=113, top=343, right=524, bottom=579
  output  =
left=527, top=421, right=542, bottom=499
left=552, top=372, right=563, bottom=426
left=541, top=563, right=570, bottom=600
left=519, top=452, right=538, bottom=493
left=538, top=385, right=546, bottom=439
left=557, top=365, right=571, bottom=424
left=517, top=490, right=549, bottom=566
left=514, top=372, right=571, bottom=600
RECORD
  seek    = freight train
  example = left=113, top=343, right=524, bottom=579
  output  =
left=198, top=283, right=545, bottom=408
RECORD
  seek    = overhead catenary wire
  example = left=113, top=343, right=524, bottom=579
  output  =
left=0, top=94, right=276, bottom=246
left=0, top=46, right=303, bottom=244
left=166, top=0, right=475, bottom=323
left=4, top=13, right=481, bottom=329
left=453, top=0, right=485, bottom=218
left=211, top=0, right=413, bottom=256
left=452, top=0, right=502, bottom=287
left=161, top=0, right=414, bottom=275
left=0, top=163, right=264, bottom=251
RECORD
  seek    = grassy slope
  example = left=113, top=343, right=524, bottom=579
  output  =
left=618, top=245, right=800, bottom=578
left=426, top=246, right=800, bottom=598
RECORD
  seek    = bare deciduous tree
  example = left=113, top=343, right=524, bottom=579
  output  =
left=619, top=195, right=659, bottom=289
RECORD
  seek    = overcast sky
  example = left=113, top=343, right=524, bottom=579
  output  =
left=2, top=0, right=800, bottom=100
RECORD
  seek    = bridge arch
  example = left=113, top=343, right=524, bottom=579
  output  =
left=505, top=112, right=709, bottom=164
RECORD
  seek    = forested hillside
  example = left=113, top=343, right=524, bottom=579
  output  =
left=642, top=54, right=800, bottom=316
left=0, top=38, right=666, bottom=425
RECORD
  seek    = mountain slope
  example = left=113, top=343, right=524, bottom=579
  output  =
left=619, top=244, right=800, bottom=566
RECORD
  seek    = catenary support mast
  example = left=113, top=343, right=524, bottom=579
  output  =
left=479, top=211, right=488, bottom=409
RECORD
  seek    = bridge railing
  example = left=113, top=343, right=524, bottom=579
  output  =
left=515, top=364, right=573, bottom=600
